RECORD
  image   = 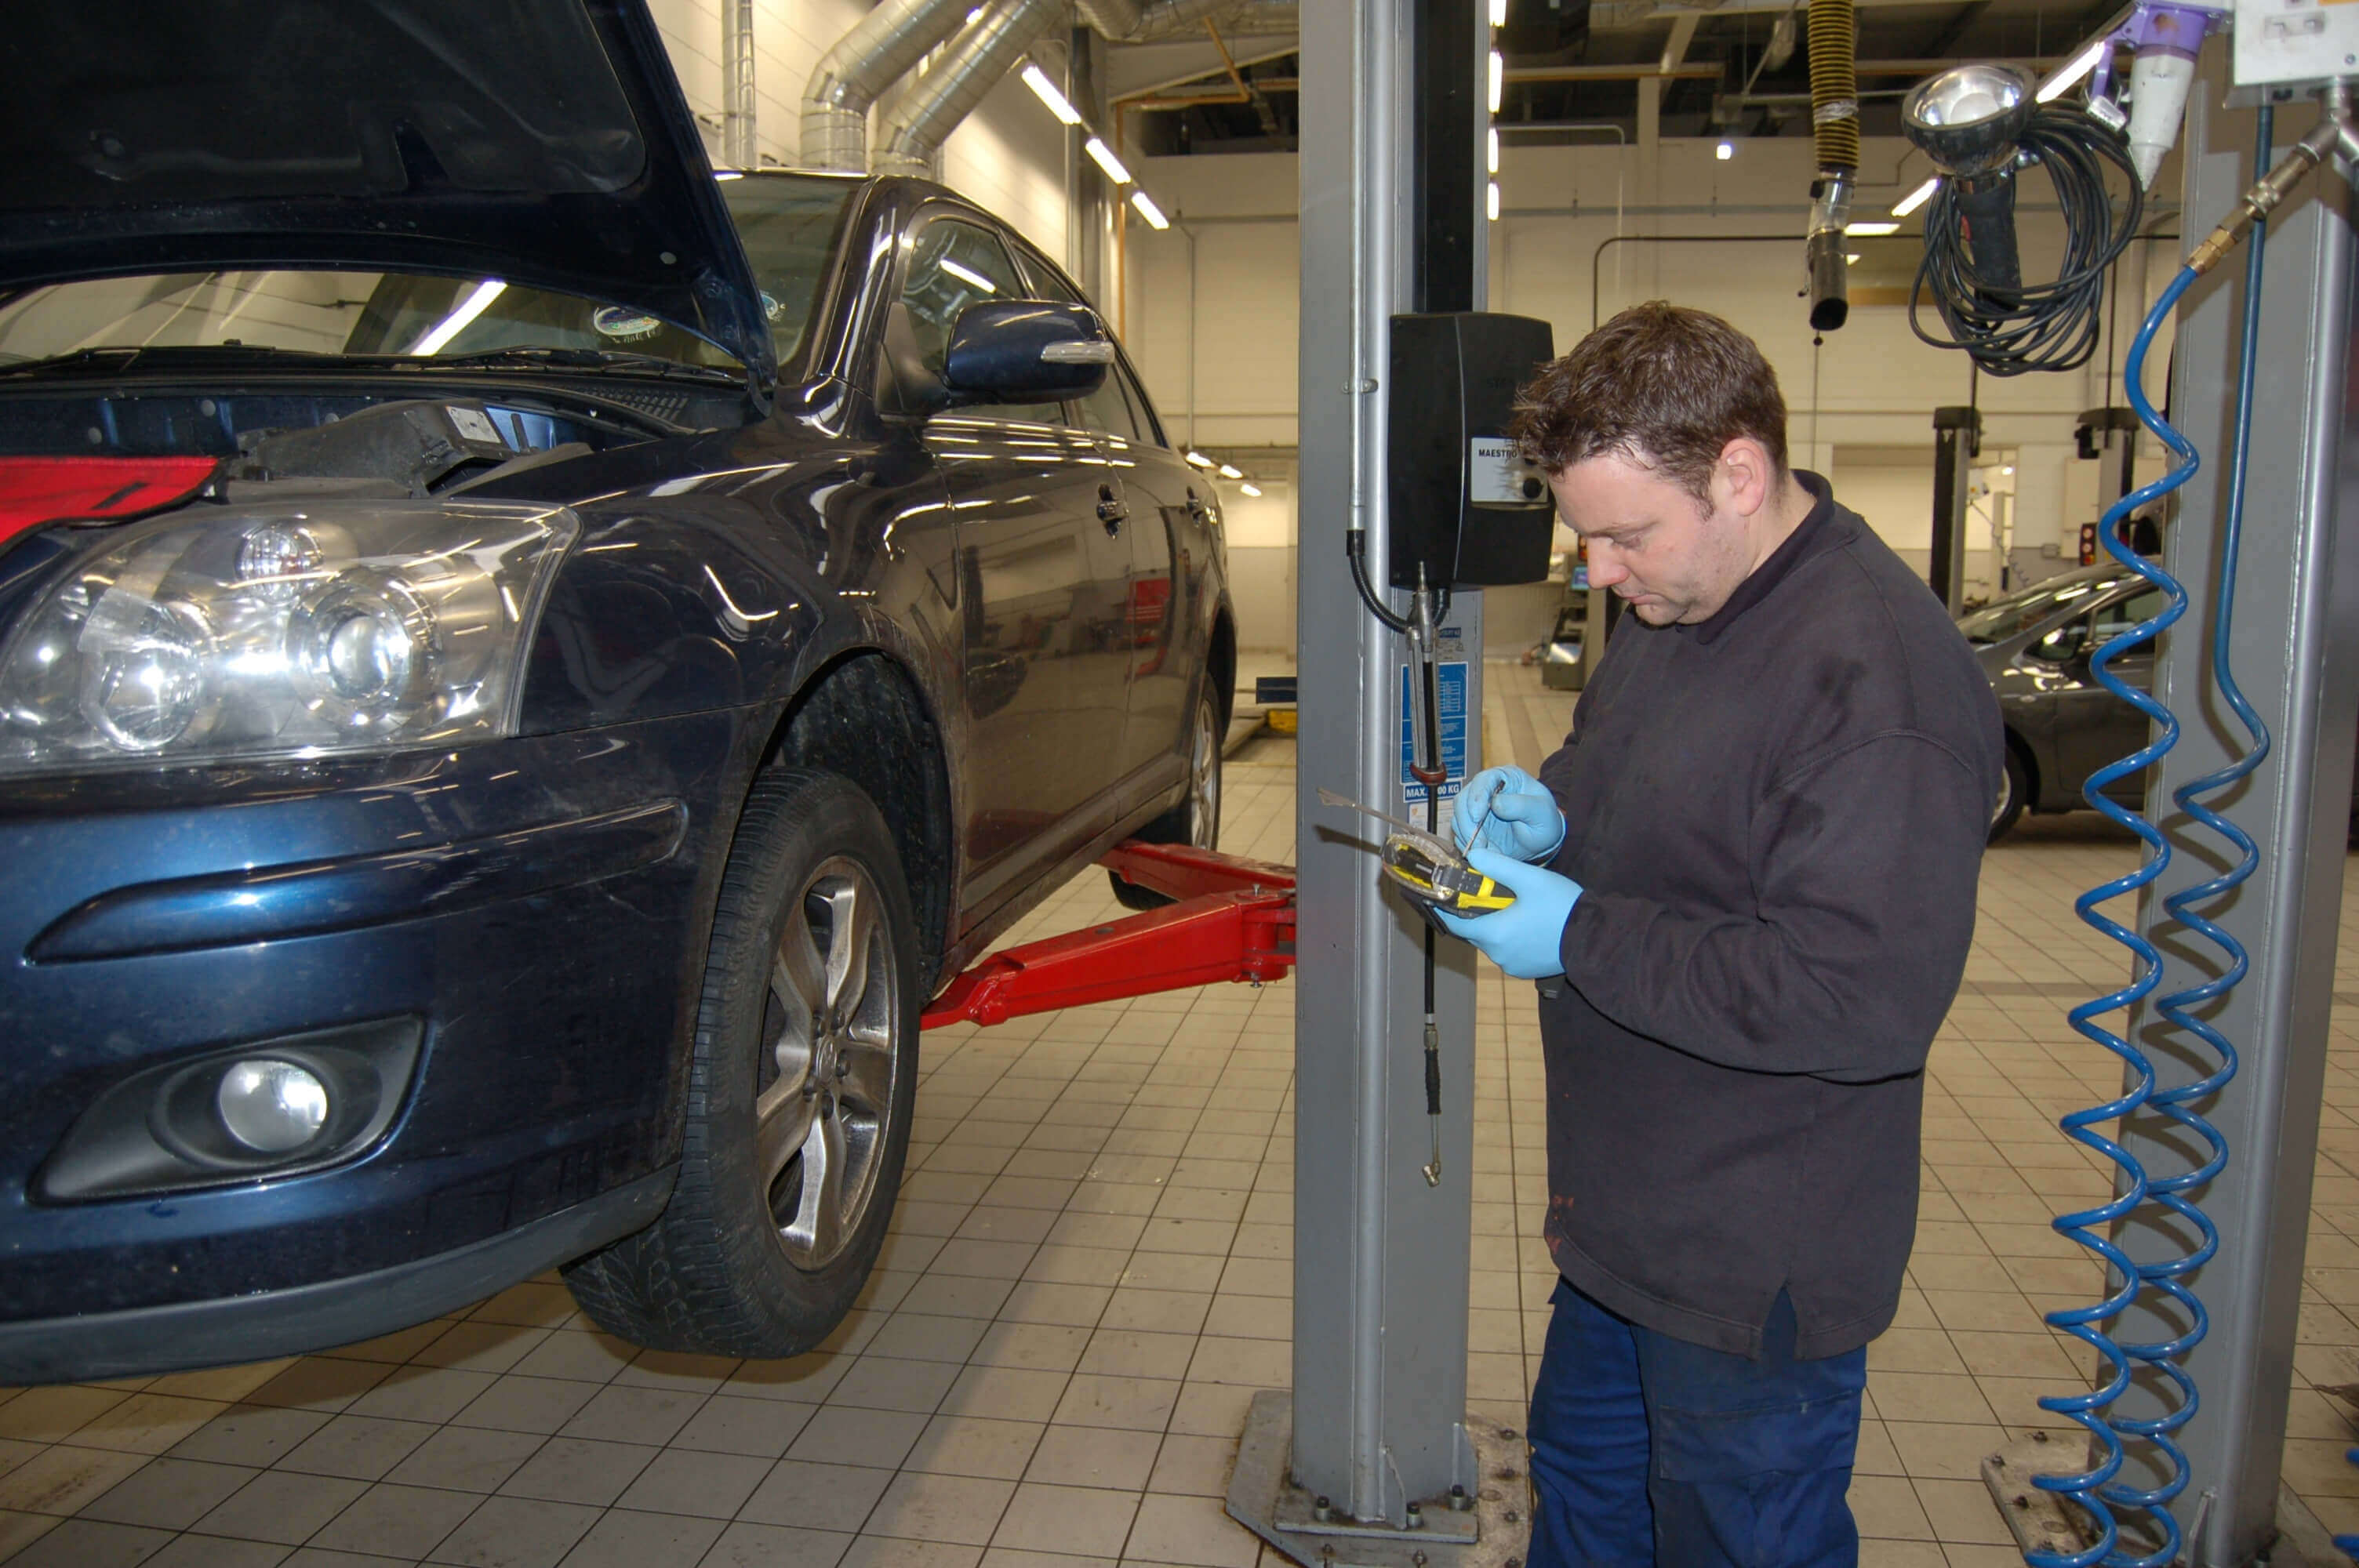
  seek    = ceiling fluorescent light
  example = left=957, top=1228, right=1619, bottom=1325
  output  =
left=1891, top=176, right=1939, bottom=217
left=1489, top=49, right=1503, bottom=114
left=1218, top=463, right=1243, bottom=479
left=1240, top=482, right=1263, bottom=497
left=1022, top=64, right=1082, bottom=125
left=1845, top=220, right=1900, bottom=235
left=1130, top=191, right=1170, bottom=230
left=1488, top=180, right=1501, bottom=221
left=411, top=280, right=507, bottom=355
left=1185, top=450, right=1215, bottom=469
left=1085, top=136, right=1132, bottom=184
left=2037, top=35, right=2110, bottom=103
left=1488, top=127, right=1499, bottom=174
left=1490, top=0, right=1507, bottom=24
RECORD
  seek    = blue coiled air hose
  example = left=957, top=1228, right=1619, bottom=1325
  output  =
left=2028, top=108, right=2274, bottom=1568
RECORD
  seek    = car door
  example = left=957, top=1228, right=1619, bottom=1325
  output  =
left=1013, top=254, right=1201, bottom=798
left=2047, top=584, right=2166, bottom=800
left=884, top=212, right=1131, bottom=902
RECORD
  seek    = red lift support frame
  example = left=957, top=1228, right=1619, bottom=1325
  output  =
left=919, top=842, right=1299, bottom=1029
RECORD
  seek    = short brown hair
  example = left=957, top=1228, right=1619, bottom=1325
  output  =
left=1510, top=302, right=1789, bottom=504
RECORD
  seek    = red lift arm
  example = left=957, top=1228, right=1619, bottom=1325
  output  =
left=919, top=842, right=1298, bottom=1029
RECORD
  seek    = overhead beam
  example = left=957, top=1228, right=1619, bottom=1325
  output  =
left=1918, top=0, right=1990, bottom=59
left=1659, top=12, right=1699, bottom=70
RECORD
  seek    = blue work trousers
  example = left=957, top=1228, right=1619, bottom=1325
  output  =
left=1525, top=1279, right=1867, bottom=1568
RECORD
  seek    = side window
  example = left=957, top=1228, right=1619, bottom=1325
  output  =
left=1112, top=356, right=1167, bottom=448
left=2092, top=588, right=2165, bottom=641
left=2033, top=589, right=2163, bottom=663
left=894, top=218, right=1060, bottom=423
left=1072, top=361, right=1140, bottom=442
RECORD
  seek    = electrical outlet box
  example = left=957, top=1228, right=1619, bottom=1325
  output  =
left=1386, top=312, right=1558, bottom=590
left=2233, top=0, right=2359, bottom=89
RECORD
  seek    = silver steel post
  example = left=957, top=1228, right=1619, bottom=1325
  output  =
left=1220, top=0, right=1507, bottom=1556
left=2099, top=53, right=2359, bottom=1567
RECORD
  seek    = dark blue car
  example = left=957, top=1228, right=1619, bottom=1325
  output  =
left=0, top=0, right=1232, bottom=1381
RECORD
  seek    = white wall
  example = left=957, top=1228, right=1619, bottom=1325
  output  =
left=1213, top=476, right=1298, bottom=652
left=646, top=0, right=1070, bottom=261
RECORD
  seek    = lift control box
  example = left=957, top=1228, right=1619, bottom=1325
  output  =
left=1387, top=312, right=1558, bottom=589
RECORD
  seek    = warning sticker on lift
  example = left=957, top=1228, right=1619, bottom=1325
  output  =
left=1399, top=655, right=1470, bottom=817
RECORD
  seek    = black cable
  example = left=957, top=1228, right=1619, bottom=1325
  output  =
left=1347, top=529, right=1412, bottom=632
left=1910, top=108, right=2143, bottom=376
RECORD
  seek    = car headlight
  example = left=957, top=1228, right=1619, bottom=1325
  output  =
left=0, top=501, right=578, bottom=775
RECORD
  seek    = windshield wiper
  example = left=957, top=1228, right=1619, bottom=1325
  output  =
left=0, top=343, right=747, bottom=387
left=0, top=343, right=339, bottom=377
left=424, top=347, right=745, bottom=384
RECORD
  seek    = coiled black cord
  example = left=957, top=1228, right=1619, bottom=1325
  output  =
left=1910, top=108, right=2143, bottom=376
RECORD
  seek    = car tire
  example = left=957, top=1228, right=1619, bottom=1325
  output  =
left=1110, top=685, right=1223, bottom=910
left=1990, top=747, right=2030, bottom=844
left=564, top=768, right=919, bottom=1357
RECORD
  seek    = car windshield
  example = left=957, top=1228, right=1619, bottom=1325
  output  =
left=1956, top=574, right=2130, bottom=644
left=0, top=173, right=854, bottom=378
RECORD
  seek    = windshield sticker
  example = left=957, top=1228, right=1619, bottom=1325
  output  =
left=592, top=306, right=663, bottom=341
left=762, top=292, right=783, bottom=321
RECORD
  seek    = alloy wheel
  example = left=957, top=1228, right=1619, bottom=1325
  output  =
left=754, top=857, right=901, bottom=1269
left=1187, top=697, right=1221, bottom=848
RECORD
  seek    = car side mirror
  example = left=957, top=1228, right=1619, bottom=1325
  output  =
left=943, top=302, right=1113, bottom=402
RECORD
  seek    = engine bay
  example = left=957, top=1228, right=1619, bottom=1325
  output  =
left=0, top=380, right=709, bottom=507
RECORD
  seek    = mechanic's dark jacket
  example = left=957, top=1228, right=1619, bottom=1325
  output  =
left=1536, top=472, right=2003, bottom=1359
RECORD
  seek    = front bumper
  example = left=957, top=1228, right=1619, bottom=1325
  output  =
left=0, top=707, right=761, bottom=1379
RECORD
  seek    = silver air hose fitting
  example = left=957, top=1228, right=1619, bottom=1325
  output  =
left=2190, top=80, right=2359, bottom=276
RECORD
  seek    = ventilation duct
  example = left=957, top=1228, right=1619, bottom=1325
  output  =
left=724, top=0, right=757, bottom=167
left=873, top=0, right=1065, bottom=177
left=801, top=0, right=979, bottom=172
left=1802, top=0, right=1858, bottom=330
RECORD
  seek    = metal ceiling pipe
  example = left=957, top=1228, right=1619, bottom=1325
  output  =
left=724, top=0, right=757, bottom=168
left=1590, top=0, right=1935, bottom=28
left=801, top=0, right=977, bottom=172
left=872, top=0, right=1064, bottom=177
left=1078, top=0, right=1297, bottom=41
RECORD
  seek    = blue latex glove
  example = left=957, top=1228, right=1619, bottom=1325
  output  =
left=1452, top=765, right=1566, bottom=861
left=1434, top=848, right=1583, bottom=979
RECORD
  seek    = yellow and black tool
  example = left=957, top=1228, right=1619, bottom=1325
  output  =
left=1316, top=788, right=1516, bottom=917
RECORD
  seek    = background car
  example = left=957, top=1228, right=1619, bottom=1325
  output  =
left=0, top=3, right=1230, bottom=1383
left=1965, top=564, right=2355, bottom=841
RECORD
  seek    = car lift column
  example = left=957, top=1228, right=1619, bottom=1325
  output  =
left=2128, top=78, right=2359, bottom=1565
left=2003, top=62, right=2359, bottom=1566
left=1928, top=404, right=1979, bottom=613
left=1223, top=0, right=1510, bottom=1559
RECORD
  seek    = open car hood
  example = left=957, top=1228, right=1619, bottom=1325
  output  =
left=0, top=0, right=776, bottom=390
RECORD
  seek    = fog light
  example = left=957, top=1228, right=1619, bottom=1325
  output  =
left=216, top=1059, right=329, bottom=1152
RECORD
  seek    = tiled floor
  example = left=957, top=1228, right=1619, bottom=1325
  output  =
left=5, top=662, right=2357, bottom=1568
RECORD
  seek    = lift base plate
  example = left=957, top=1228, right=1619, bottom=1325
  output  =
left=1979, top=1431, right=2097, bottom=1559
left=1227, top=1389, right=1532, bottom=1568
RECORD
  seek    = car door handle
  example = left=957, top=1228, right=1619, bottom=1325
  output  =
left=1096, top=484, right=1127, bottom=532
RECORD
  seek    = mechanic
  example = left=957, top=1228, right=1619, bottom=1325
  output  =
left=1436, top=303, right=2004, bottom=1566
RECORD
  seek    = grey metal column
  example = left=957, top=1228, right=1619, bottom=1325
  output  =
left=1224, top=0, right=1496, bottom=1549
left=2098, top=53, right=2359, bottom=1567
left=1929, top=405, right=1978, bottom=612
